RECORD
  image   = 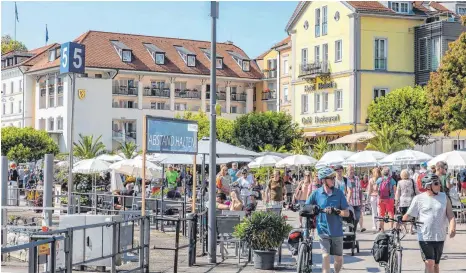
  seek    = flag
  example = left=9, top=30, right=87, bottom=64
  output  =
left=15, top=2, right=19, bottom=22
left=45, top=25, right=49, bottom=44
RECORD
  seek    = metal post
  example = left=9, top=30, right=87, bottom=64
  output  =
left=28, top=245, right=38, bottom=273
left=144, top=217, right=150, bottom=273
left=139, top=218, right=144, bottom=271
left=208, top=1, right=218, bottom=264
left=141, top=115, right=147, bottom=216
left=192, top=155, right=197, bottom=212
left=68, top=73, right=76, bottom=214
left=111, top=222, right=118, bottom=273
left=43, top=154, right=54, bottom=227
left=174, top=220, right=181, bottom=273
left=50, top=237, right=56, bottom=273
left=187, top=213, right=195, bottom=266
left=1, top=156, right=8, bottom=261
left=65, top=229, right=73, bottom=273
left=161, top=164, right=165, bottom=232
left=201, top=155, right=206, bottom=212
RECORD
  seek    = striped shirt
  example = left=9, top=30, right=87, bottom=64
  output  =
left=347, top=176, right=362, bottom=206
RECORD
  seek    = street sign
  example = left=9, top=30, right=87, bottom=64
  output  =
left=146, top=116, right=198, bottom=154
left=60, top=42, right=86, bottom=74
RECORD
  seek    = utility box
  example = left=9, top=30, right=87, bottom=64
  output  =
left=56, top=214, right=133, bottom=268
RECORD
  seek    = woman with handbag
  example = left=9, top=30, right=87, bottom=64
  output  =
left=395, top=169, right=420, bottom=234
left=293, top=170, right=311, bottom=228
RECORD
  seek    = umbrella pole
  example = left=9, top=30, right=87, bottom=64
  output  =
left=94, top=174, right=97, bottom=214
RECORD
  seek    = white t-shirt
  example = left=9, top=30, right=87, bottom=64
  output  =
left=406, top=192, right=448, bottom=242
left=237, top=177, right=253, bottom=196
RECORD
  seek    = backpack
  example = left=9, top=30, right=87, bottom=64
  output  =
left=459, top=169, right=466, bottom=183
left=372, top=232, right=390, bottom=263
left=417, top=172, right=428, bottom=193
left=379, top=177, right=392, bottom=199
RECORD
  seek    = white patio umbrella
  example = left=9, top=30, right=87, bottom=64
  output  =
left=379, top=149, right=433, bottom=166
left=428, top=150, right=466, bottom=170
left=248, top=155, right=282, bottom=169
left=72, top=159, right=111, bottom=174
left=109, top=158, right=162, bottom=179
left=315, top=150, right=355, bottom=169
left=96, top=154, right=124, bottom=163
left=343, top=151, right=388, bottom=167
left=275, top=155, right=318, bottom=168
left=110, top=169, right=125, bottom=192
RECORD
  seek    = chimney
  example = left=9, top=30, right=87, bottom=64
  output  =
left=224, top=40, right=234, bottom=45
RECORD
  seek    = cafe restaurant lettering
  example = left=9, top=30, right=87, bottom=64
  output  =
left=304, top=81, right=337, bottom=93
left=302, top=114, right=341, bottom=125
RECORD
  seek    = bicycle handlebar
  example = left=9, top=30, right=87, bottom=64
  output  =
left=375, top=216, right=423, bottom=225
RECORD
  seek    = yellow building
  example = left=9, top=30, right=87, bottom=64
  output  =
left=285, top=1, right=444, bottom=140
left=254, top=48, right=279, bottom=112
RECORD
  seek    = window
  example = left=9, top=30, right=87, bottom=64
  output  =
left=19, top=80, right=22, bottom=92
left=10, top=102, right=13, bottom=114
left=10, top=81, right=14, bottom=94
left=155, top=53, right=165, bottom=65
left=48, top=118, right=54, bottom=131
left=187, top=55, right=196, bottom=67
left=314, top=45, right=320, bottom=63
left=283, top=85, right=289, bottom=102
left=242, top=60, right=250, bottom=72
left=18, top=101, right=22, bottom=113
left=335, top=40, right=342, bottom=62
left=283, top=59, right=289, bottom=75
left=391, top=2, right=409, bottom=13
left=315, top=8, right=321, bottom=37
left=419, top=38, right=428, bottom=71
left=323, top=93, right=329, bottom=112
left=323, top=44, right=328, bottom=68
left=301, top=94, right=309, bottom=113
left=49, top=89, right=55, bottom=107
left=301, top=48, right=308, bottom=65
left=373, top=88, right=388, bottom=99
left=431, top=37, right=440, bottom=71
left=2, top=83, right=5, bottom=94
left=2, top=103, right=5, bottom=115
left=375, top=38, right=387, bottom=70
left=57, top=117, right=63, bottom=130
left=122, top=50, right=132, bottom=62
left=175, top=82, right=187, bottom=91
left=175, top=103, right=187, bottom=111
left=400, top=2, right=408, bottom=13
left=315, top=93, right=321, bottom=112
left=322, top=6, right=328, bottom=35
left=48, top=49, right=56, bottom=62
left=151, top=81, right=165, bottom=89
left=216, top=58, right=223, bottom=69
left=335, top=90, right=343, bottom=110
left=231, top=106, right=238, bottom=114
left=151, top=102, right=166, bottom=110
left=458, top=7, right=466, bottom=15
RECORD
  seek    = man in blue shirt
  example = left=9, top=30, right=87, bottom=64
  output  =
left=306, top=167, right=349, bottom=273
left=228, top=162, right=239, bottom=183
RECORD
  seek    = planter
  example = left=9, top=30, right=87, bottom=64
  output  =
left=253, top=249, right=276, bottom=270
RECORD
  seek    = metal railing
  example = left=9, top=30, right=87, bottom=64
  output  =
left=231, top=93, right=247, bottom=101
left=263, top=70, right=277, bottom=79
left=262, top=91, right=277, bottom=100
left=299, top=61, right=330, bottom=77
left=112, top=86, right=138, bottom=96
left=175, top=89, right=201, bottom=99
left=143, top=87, right=170, bottom=97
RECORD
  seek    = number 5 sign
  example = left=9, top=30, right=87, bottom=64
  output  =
left=60, top=42, right=85, bottom=74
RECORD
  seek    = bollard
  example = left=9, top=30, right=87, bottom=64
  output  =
left=1, top=156, right=8, bottom=262
left=144, top=216, right=150, bottom=273
left=139, top=218, right=144, bottom=271
left=43, top=154, right=54, bottom=227
left=186, top=213, right=195, bottom=266
left=174, top=220, right=180, bottom=273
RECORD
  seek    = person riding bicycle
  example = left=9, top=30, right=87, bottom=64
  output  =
left=402, top=173, right=456, bottom=273
left=306, top=167, right=350, bottom=273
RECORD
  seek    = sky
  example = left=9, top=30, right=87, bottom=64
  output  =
left=1, top=1, right=297, bottom=58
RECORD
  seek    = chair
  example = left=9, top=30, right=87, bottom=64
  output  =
left=450, top=189, right=466, bottom=224
left=221, top=210, right=246, bottom=219
left=216, top=215, right=242, bottom=264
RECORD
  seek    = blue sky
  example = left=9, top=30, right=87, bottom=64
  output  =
left=2, top=1, right=297, bottom=58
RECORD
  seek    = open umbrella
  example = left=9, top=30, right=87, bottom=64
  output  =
left=379, top=149, right=432, bottom=166
left=72, top=159, right=111, bottom=174
left=343, top=151, right=388, bottom=167
left=198, top=137, right=259, bottom=158
left=109, top=158, right=162, bottom=179
left=96, top=154, right=124, bottom=163
left=428, top=150, right=466, bottom=170
left=248, top=155, right=282, bottom=169
left=110, top=169, right=125, bottom=191
left=315, top=150, right=355, bottom=169
left=275, top=155, right=317, bottom=168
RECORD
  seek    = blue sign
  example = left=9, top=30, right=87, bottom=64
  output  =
left=60, top=42, right=86, bottom=74
left=146, top=116, right=198, bottom=154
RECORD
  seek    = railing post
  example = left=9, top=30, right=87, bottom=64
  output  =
left=144, top=216, right=150, bottom=273
left=77, top=197, right=81, bottom=214
left=65, top=229, right=73, bottom=273
left=187, top=213, right=194, bottom=266
left=1, top=156, right=8, bottom=262
left=111, top=222, right=118, bottom=273
left=173, top=220, right=180, bottom=273
left=50, top=237, right=56, bottom=273
left=139, top=218, right=144, bottom=272
left=28, top=245, right=38, bottom=273
left=155, top=200, right=159, bottom=230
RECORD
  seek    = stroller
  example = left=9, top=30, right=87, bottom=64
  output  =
left=342, top=206, right=360, bottom=256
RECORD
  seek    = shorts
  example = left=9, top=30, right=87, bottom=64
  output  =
left=378, top=199, right=395, bottom=217
left=461, top=182, right=466, bottom=190
left=419, top=241, right=444, bottom=264
left=319, top=236, right=343, bottom=256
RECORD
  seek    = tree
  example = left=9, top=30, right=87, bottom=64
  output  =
left=1, top=127, right=59, bottom=162
left=258, top=144, right=288, bottom=153
left=366, top=123, right=414, bottom=154
left=1, top=35, right=27, bottom=54
left=367, top=86, right=436, bottom=145
left=119, top=141, right=138, bottom=159
left=73, top=134, right=106, bottom=159
left=177, top=111, right=236, bottom=144
left=233, top=111, right=302, bottom=152
left=425, top=21, right=466, bottom=135
left=290, top=139, right=309, bottom=155
left=310, top=137, right=347, bottom=160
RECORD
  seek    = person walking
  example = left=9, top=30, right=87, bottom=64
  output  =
left=306, top=167, right=349, bottom=273
left=334, top=165, right=347, bottom=195
left=403, top=173, right=456, bottom=273
left=216, top=164, right=232, bottom=195
left=414, top=162, right=429, bottom=193
left=395, top=169, right=420, bottom=234
left=265, top=169, right=287, bottom=208
left=346, top=165, right=365, bottom=232
left=376, top=167, right=397, bottom=232
left=236, top=169, right=254, bottom=205
left=293, top=170, right=311, bottom=227
left=436, top=161, right=452, bottom=199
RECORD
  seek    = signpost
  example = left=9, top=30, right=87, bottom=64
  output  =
left=142, top=116, right=198, bottom=216
left=60, top=42, right=85, bottom=214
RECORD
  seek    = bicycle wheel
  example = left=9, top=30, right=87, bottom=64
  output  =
left=296, top=243, right=309, bottom=273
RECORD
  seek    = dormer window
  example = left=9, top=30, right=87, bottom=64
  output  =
left=242, top=60, right=250, bottom=72
left=201, top=48, right=223, bottom=69
left=228, top=51, right=250, bottom=72
left=390, top=2, right=410, bottom=13
left=216, top=58, right=223, bottom=69
left=175, top=46, right=196, bottom=67
left=111, top=40, right=132, bottom=63
left=48, top=49, right=56, bottom=62
left=144, top=43, right=165, bottom=65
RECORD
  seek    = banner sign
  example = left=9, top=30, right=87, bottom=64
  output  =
left=146, top=116, right=198, bottom=154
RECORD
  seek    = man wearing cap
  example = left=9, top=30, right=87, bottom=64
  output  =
left=166, top=165, right=179, bottom=190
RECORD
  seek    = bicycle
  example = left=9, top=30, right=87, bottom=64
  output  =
left=296, top=205, right=323, bottom=273
left=375, top=216, right=423, bottom=273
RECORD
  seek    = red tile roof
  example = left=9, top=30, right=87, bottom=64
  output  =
left=428, top=2, right=451, bottom=13
left=255, top=49, right=271, bottom=60
left=27, top=30, right=262, bottom=79
left=273, top=36, right=291, bottom=49
left=347, top=1, right=395, bottom=13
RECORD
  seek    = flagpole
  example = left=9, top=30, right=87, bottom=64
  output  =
left=14, top=3, right=16, bottom=41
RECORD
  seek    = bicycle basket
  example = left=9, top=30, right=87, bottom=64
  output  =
left=287, top=229, right=302, bottom=256
left=372, top=232, right=390, bottom=262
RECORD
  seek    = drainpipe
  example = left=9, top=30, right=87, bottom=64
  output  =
left=276, top=51, right=280, bottom=112
left=352, top=13, right=360, bottom=134
left=18, top=66, right=25, bottom=128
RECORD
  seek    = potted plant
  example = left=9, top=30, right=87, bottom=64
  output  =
left=233, top=211, right=291, bottom=270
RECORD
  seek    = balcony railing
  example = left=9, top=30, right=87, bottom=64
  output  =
left=149, top=104, right=170, bottom=110
left=57, top=84, right=63, bottom=92
left=143, top=87, right=170, bottom=98
left=206, top=92, right=226, bottom=100
left=262, top=91, right=277, bottom=100
left=48, top=84, right=55, bottom=92
left=263, top=70, right=277, bottom=79
left=175, top=89, right=201, bottom=99
left=112, top=101, right=138, bottom=109
left=299, top=61, right=330, bottom=78
left=113, top=86, right=138, bottom=96
left=375, top=58, right=387, bottom=70
left=231, top=93, right=247, bottom=101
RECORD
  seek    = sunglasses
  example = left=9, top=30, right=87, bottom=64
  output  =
left=432, top=182, right=440, bottom=186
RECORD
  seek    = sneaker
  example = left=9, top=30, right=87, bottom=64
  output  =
left=361, top=228, right=366, bottom=232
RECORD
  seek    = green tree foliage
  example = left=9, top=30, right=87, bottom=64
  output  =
left=366, top=123, right=414, bottom=153
left=1, top=35, right=27, bottom=54
left=233, top=111, right=302, bottom=152
left=178, top=111, right=236, bottom=143
left=73, top=134, right=106, bottom=159
left=309, top=137, right=347, bottom=160
left=119, top=141, right=138, bottom=159
left=367, top=86, right=435, bottom=145
left=1, top=127, right=59, bottom=162
left=258, top=144, right=288, bottom=153
left=290, top=139, right=310, bottom=155
left=425, top=27, right=466, bottom=135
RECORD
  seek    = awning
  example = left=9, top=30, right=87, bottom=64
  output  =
left=329, top=131, right=374, bottom=144
left=303, top=130, right=349, bottom=138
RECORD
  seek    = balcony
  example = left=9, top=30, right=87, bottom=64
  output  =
left=263, top=70, right=277, bottom=79
left=262, top=90, right=277, bottom=101
left=175, top=89, right=201, bottom=99
left=375, top=58, right=387, bottom=70
left=206, top=92, right=226, bottom=100
left=57, top=83, right=63, bottom=92
left=112, top=101, right=138, bottom=109
left=299, top=61, right=330, bottom=78
left=48, top=84, right=55, bottom=92
left=112, top=130, right=136, bottom=144
left=231, top=93, right=247, bottom=101
left=143, top=87, right=170, bottom=98
left=113, top=85, right=138, bottom=96
left=148, top=103, right=170, bottom=110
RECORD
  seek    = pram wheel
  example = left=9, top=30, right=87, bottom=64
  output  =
left=351, top=242, right=355, bottom=256
left=356, top=241, right=360, bottom=253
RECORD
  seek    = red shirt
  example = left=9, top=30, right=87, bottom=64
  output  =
left=360, top=179, right=369, bottom=190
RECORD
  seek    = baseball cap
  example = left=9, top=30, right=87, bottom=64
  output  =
left=334, top=165, right=344, bottom=171
left=420, top=162, right=428, bottom=168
